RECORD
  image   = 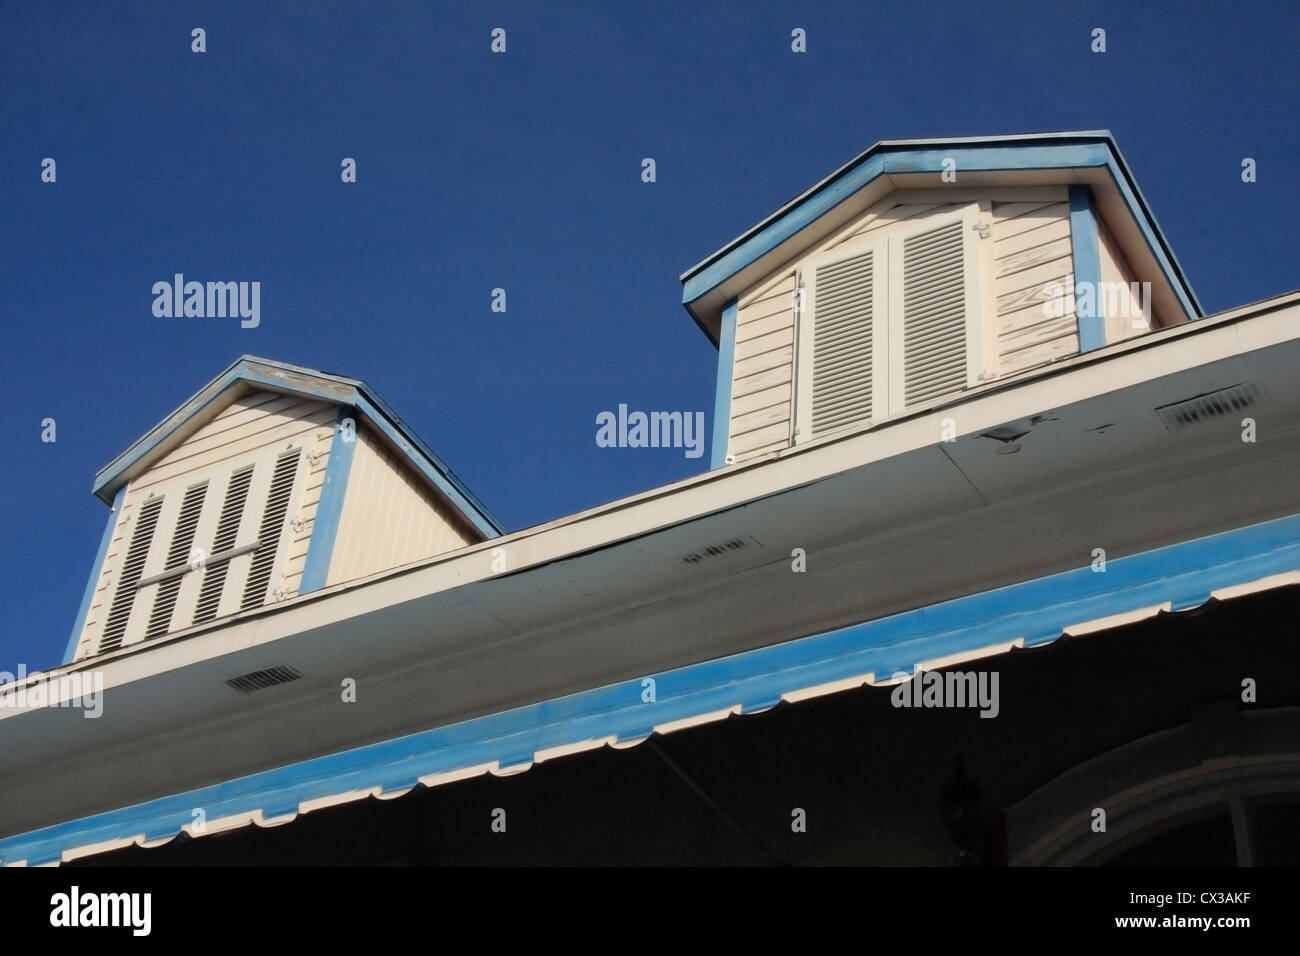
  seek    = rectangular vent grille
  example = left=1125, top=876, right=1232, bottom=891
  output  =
left=98, top=496, right=164, bottom=654
left=682, top=537, right=751, bottom=565
left=811, top=249, right=875, bottom=436
left=1155, top=383, right=1268, bottom=433
left=902, top=220, right=967, bottom=406
left=226, top=664, right=302, bottom=694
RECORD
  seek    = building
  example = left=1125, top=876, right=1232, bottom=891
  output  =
left=2, top=131, right=1298, bottom=866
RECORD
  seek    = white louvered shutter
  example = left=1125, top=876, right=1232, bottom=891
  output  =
left=143, top=481, right=209, bottom=639
left=241, top=448, right=302, bottom=609
left=796, top=203, right=987, bottom=441
left=192, top=465, right=254, bottom=625
left=98, top=495, right=164, bottom=654
left=88, top=445, right=307, bottom=657
left=810, top=248, right=877, bottom=436
left=899, top=219, right=970, bottom=406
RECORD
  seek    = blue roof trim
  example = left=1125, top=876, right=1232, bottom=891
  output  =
left=6, top=509, right=1300, bottom=865
left=1102, top=138, right=1203, bottom=316
left=1070, top=185, right=1106, bottom=352
left=710, top=299, right=738, bottom=468
left=680, top=134, right=1201, bottom=340
left=62, top=486, right=126, bottom=665
left=352, top=394, right=502, bottom=538
left=90, top=356, right=503, bottom=537
left=298, top=407, right=360, bottom=594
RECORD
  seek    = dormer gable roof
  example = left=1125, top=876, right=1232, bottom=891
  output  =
left=679, top=130, right=1201, bottom=344
left=91, top=355, right=502, bottom=538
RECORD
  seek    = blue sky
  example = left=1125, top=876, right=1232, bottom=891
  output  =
left=2, top=1, right=1297, bottom=671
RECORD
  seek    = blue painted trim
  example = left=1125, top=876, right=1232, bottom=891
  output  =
left=681, top=143, right=1111, bottom=307
left=7, top=509, right=1300, bottom=865
left=62, top=486, right=126, bottom=665
left=1102, top=145, right=1202, bottom=317
left=679, top=136, right=1202, bottom=339
left=1070, top=185, right=1106, bottom=352
left=298, top=407, right=360, bottom=594
left=353, top=394, right=501, bottom=539
left=710, top=300, right=738, bottom=468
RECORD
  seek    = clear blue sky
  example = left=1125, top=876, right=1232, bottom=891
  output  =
left=2, top=1, right=1297, bottom=672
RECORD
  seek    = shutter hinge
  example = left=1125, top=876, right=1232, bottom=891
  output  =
left=972, top=222, right=992, bottom=239
left=976, top=370, right=997, bottom=382
left=793, top=286, right=805, bottom=314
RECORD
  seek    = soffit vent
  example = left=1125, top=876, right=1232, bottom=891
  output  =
left=1155, top=383, right=1269, bottom=433
left=226, top=664, right=302, bottom=694
left=681, top=535, right=761, bottom=565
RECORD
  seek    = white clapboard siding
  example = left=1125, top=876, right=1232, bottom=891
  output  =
left=326, top=427, right=476, bottom=586
left=991, top=200, right=1078, bottom=377
left=136, top=391, right=335, bottom=491
left=728, top=270, right=797, bottom=463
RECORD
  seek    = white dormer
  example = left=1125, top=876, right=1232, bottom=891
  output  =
left=680, top=132, right=1202, bottom=466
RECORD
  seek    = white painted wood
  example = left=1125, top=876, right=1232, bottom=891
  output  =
left=136, top=397, right=334, bottom=490
left=999, top=333, right=1079, bottom=374
left=327, top=427, right=475, bottom=586
left=733, top=327, right=794, bottom=363
left=736, top=309, right=794, bottom=341
left=976, top=200, right=1000, bottom=381
left=729, top=421, right=791, bottom=456
left=998, top=313, right=1079, bottom=352
left=994, top=218, right=1071, bottom=259
left=731, top=187, right=1074, bottom=460
left=731, top=363, right=791, bottom=401
left=998, top=296, right=1075, bottom=336
left=995, top=236, right=1074, bottom=280
left=739, top=270, right=796, bottom=309
left=992, top=201, right=1070, bottom=239
left=731, top=382, right=793, bottom=418
left=887, top=186, right=1068, bottom=205
left=995, top=255, right=1075, bottom=312
left=731, top=400, right=790, bottom=436
left=733, top=344, right=793, bottom=380
left=737, top=290, right=794, bottom=326
left=992, top=199, right=1056, bottom=223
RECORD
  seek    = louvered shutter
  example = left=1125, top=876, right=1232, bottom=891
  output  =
left=192, top=465, right=254, bottom=625
left=144, top=481, right=209, bottom=638
left=796, top=203, right=987, bottom=440
left=241, top=449, right=302, bottom=609
left=810, top=249, right=877, bottom=436
left=900, top=220, right=969, bottom=406
left=98, top=495, right=164, bottom=654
